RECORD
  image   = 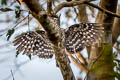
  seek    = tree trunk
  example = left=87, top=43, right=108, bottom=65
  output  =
left=87, top=0, right=118, bottom=80
left=18, top=0, right=76, bottom=80
left=113, top=6, right=120, bottom=45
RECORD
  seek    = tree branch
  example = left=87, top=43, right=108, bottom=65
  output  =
left=84, top=2, right=120, bottom=18
left=76, top=52, right=87, bottom=65
left=112, top=6, right=120, bottom=44
left=54, top=0, right=91, bottom=14
left=67, top=52, right=88, bottom=73
left=87, top=0, right=118, bottom=79
left=46, top=0, right=52, bottom=15
left=16, top=0, right=76, bottom=80
left=11, top=70, right=15, bottom=80
left=54, top=0, right=120, bottom=18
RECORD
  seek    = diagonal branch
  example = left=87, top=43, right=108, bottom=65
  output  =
left=54, top=0, right=91, bottom=14
left=11, top=70, right=15, bottom=80
left=67, top=52, right=88, bottom=73
left=76, top=52, right=87, bottom=65
left=54, top=0, right=120, bottom=18
left=84, top=2, right=120, bottom=18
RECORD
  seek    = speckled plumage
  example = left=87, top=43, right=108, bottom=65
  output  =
left=13, top=30, right=54, bottom=58
left=64, top=23, right=103, bottom=53
left=13, top=23, right=103, bottom=58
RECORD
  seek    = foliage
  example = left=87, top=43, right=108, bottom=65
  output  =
left=6, top=29, right=15, bottom=41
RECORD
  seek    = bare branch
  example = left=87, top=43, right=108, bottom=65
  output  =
left=87, top=0, right=118, bottom=80
left=16, top=0, right=76, bottom=80
left=67, top=52, right=88, bottom=73
left=17, top=0, right=44, bottom=13
left=54, top=0, right=120, bottom=18
left=54, top=0, right=90, bottom=14
left=76, top=52, right=87, bottom=65
left=11, top=70, right=15, bottom=80
left=46, top=0, right=52, bottom=15
left=77, top=4, right=89, bottom=22
left=112, top=6, right=120, bottom=44
left=84, top=2, right=120, bottom=18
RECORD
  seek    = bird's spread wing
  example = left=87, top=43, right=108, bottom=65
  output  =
left=64, top=23, right=103, bottom=53
left=13, top=30, right=54, bottom=58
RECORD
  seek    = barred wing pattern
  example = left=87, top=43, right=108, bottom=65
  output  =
left=13, top=30, right=54, bottom=58
left=64, top=23, right=103, bottom=53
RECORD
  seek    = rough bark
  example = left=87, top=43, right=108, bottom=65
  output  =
left=113, top=6, right=120, bottom=45
left=87, top=0, right=118, bottom=80
left=77, top=4, right=89, bottom=22
left=18, top=0, right=75, bottom=80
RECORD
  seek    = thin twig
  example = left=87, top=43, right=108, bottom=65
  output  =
left=0, top=16, right=28, bottom=37
left=11, top=70, right=15, bottom=80
left=13, top=16, right=28, bottom=29
left=54, top=0, right=90, bottom=14
left=54, top=0, right=120, bottom=18
left=84, top=2, right=120, bottom=18
left=28, top=11, right=30, bottom=31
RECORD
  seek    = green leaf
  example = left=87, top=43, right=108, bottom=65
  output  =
left=0, top=8, right=13, bottom=12
left=114, top=72, right=120, bottom=80
left=1, top=0, right=7, bottom=5
left=15, top=6, right=20, bottom=9
left=117, top=67, right=120, bottom=71
left=16, top=51, right=19, bottom=57
left=6, top=29, right=15, bottom=41
left=15, top=9, right=21, bottom=18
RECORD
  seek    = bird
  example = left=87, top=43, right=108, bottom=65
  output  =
left=13, top=30, right=54, bottom=58
left=64, top=23, right=103, bottom=53
left=13, top=23, right=103, bottom=59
